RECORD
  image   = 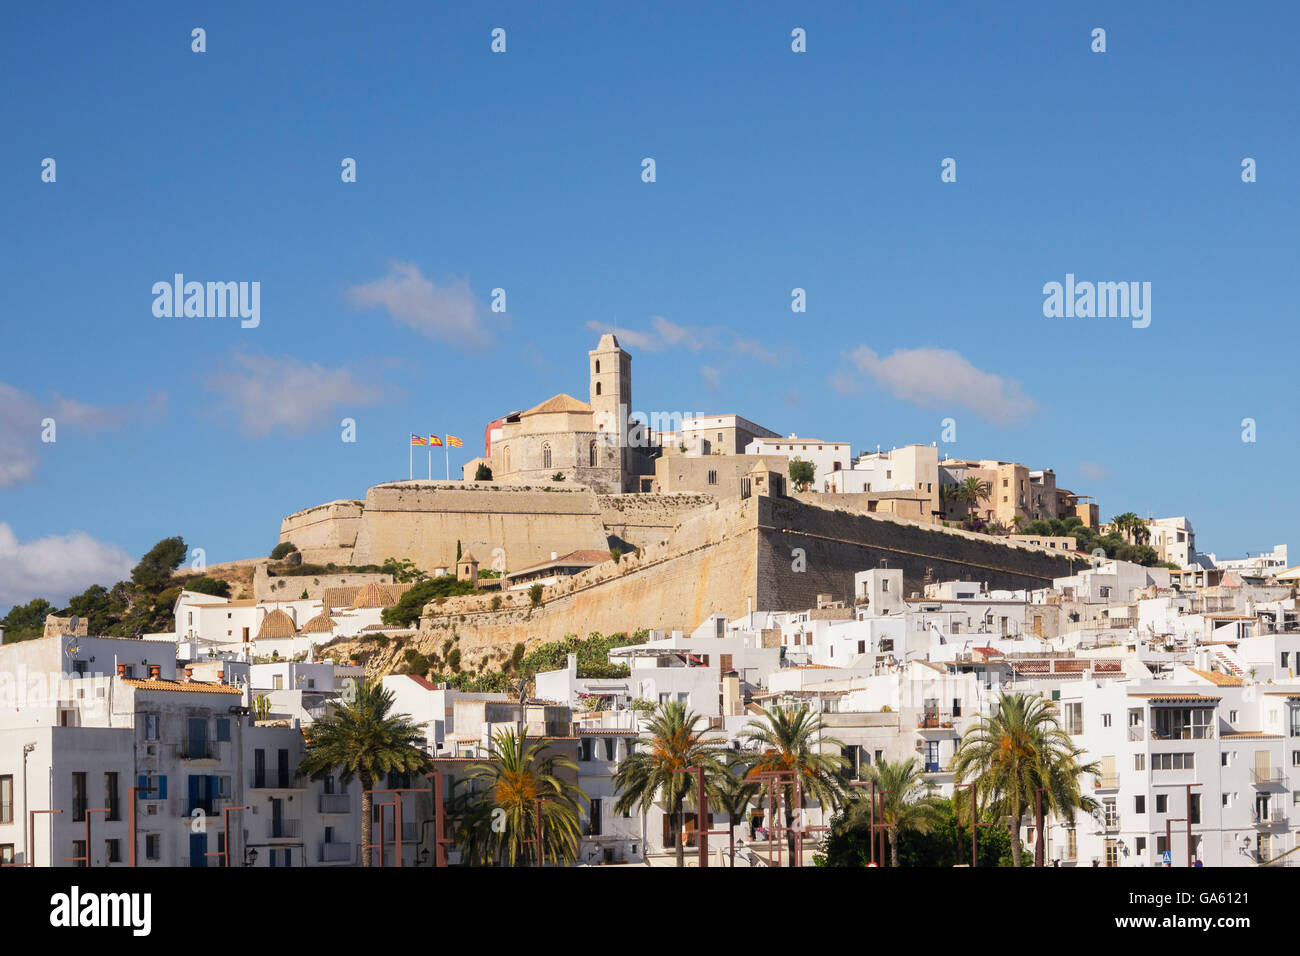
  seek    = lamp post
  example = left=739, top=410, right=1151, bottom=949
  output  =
left=127, top=784, right=155, bottom=867
left=15, top=809, right=62, bottom=868
left=672, top=767, right=709, bottom=868
left=954, top=783, right=996, bottom=867
left=203, top=805, right=249, bottom=867
left=63, top=808, right=109, bottom=867
left=363, top=787, right=426, bottom=867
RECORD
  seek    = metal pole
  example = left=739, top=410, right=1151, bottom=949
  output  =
left=1185, top=783, right=1201, bottom=867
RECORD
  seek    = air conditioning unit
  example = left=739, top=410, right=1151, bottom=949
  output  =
left=146, top=744, right=157, bottom=756
left=146, top=805, right=157, bottom=816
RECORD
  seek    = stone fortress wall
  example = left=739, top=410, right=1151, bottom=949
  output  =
left=345, top=491, right=1090, bottom=676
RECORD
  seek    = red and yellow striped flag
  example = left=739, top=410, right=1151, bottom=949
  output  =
left=410, top=434, right=427, bottom=446
left=446, top=435, right=463, bottom=448
left=427, top=435, right=443, bottom=447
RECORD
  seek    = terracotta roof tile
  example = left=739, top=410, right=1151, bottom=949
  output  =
left=122, top=678, right=243, bottom=695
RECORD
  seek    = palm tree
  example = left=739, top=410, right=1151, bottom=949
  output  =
left=455, top=729, right=586, bottom=866
left=711, top=757, right=763, bottom=866
left=956, top=477, right=992, bottom=509
left=950, top=692, right=1078, bottom=867
left=1110, top=512, right=1150, bottom=546
left=612, top=700, right=728, bottom=867
left=298, top=680, right=431, bottom=867
left=741, top=704, right=848, bottom=864
left=851, top=757, right=945, bottom=866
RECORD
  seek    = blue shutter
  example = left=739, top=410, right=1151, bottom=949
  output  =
left=137, top=775, right=148, bottom=793
left=158, top=775, right=167, bottom=799
left=189, top=832, right=207, bottom=867
left=209, top=775, right=219, bottom=808
left=188, top=775, right=199, bottom=814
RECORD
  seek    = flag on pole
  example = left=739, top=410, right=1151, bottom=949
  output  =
left=446, top=435, right=463, bottom=448
left=427, top=435, right=443, bottom=447
left=410, top=434, right=428, bottom=446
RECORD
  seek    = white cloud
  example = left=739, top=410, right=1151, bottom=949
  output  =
left=700, top=366, right=721, bottom=391
left=347, top=263, right=494, bottom=348
left=1077, top=460, right=1111, bottom=482
left=0, top=382, right=166, bottom=487
left=0, top=523, right=135, bottom=611
left=844, top=345, right=1036, bottom=425
left=205, top=351, right=383, bottom=437
left=584, top=318, right=780, bottom=366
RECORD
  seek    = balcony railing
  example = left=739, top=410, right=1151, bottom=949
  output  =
left=250, top=770, right=300, bottom=789
left=918, top=712, right=955, bottom=731
left=1128, top=726, right=1146, bottom=742
left=177, top=739, right=217, bottom=760
left=267, top=818, right=303, bottom=840
left=1251, top=768, right=1285, bottom=786
left=319, top=794, right=351, bottom=814
left=1252, top=808, right=1286, bottom=828
left=319, top=841, right=353, bottom=863
left=1095, top=773, right=1120, bottom=790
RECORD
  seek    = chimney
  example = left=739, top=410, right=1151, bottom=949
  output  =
left=117, top=663, right=126, bottom=677
left=149, top=665, right=161, bottom=680
left=184, top=666, right=194, bottom=682
left=551, top=552, right=557, bottom=561
left=217, top=669, right=225, bottom=684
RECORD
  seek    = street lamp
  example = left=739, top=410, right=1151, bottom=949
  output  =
left=243, top=847, right=259, bottom=867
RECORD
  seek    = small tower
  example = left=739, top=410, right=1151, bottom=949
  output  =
left=589, top=333, right=631, bottom=487
left=456, top=551, right=479, bottom=587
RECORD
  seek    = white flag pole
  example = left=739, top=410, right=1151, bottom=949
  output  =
left=428, top=440, right=432, bottom=481
left=445, top=440, right=450, bottom=481
left=409, top=440, right=413, bottom=481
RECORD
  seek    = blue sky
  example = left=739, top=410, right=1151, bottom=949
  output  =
left=2, top=1, right=1296, bottom=610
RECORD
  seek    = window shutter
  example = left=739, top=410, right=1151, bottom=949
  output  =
left=158, top=775, right=168, bottom=799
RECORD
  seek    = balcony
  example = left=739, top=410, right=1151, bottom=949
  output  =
left=917, top=712, right=956, bottom=732
left=1251, top=767, right=1285, bottom=787
left=1252, top=808, right=1286, bottom=828
left=250, top=770, right=301, bottom=789
left=1095, top=773, right=1120, bottom=790
left=1128, top=726, right=1146, bottom=742
left=319, top=793, right=351, bottom=814
left=267, top=818, right=303, bottom=840
left=319, top=841, right=353, bottom=863
left=177, top=739, right=218, bottom=761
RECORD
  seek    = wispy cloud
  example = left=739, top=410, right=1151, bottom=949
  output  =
left=1077, top=460, right=1111, bottom=482
left=700, top=366, right=721, bottom=391
left=0, top=382, right=166, bottom=487
left=585, top=317, right=782, bottom=366
left=0, top=523, right=135, bottom=610
left=205, top=350, right=384, bottom=437
left=348, top=262, right=496, bottom=348
left=842, top=345, right=1036, bottom=425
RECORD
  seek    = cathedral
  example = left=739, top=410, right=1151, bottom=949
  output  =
left=482, top=334, right=659, bottom=493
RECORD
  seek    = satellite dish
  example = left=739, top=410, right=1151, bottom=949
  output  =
left=67, top=616, right=79, bottom=634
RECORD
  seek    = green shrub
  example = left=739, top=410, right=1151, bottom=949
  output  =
left=270, top=542, right=298, bottom=560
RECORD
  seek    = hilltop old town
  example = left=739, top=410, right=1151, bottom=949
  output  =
left=1, top=335, right=1295, bottom=870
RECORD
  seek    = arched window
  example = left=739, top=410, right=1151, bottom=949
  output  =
left=589, top=440, right=598, bottom=467
left=595, top=382, right=602, bottom=396
left=542, top=443, right=552, bottom=469
left=595, top=360, right=601, bottom=373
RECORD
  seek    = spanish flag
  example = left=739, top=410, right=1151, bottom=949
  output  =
left=410, top=434, right=428, bottom=446
left=446, top=435, right=463, bottom=448
left=427, top=435, right=443, bottom=447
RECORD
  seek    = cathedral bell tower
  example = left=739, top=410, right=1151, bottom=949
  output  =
left=589, top=333, right=631, bottom=489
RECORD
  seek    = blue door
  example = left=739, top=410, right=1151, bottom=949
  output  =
left=189, top=832, right=207, bottom=867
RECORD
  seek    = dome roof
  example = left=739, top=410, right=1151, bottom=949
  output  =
left=300, top=612, right=338, bottom=634
left=257, top=608, right=297, bottom=639
left=351, top=581, right=393, bottom=608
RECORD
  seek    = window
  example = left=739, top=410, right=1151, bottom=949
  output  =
left=1153, top=706, right=1215, bottom=740
left=542, top=443, right=552, bottom=469
left=144, top=714, right=160, bottom=739
left=1064, top=702, right=1083, bottom=735
left=104, top=772, right=120, bottom=821
left=1229, top=710, right=1238, bottom=724
left=1066, top=829, right=1077, bottom=860
left=1102, top=714, right=1112, bottom=728
left=1151, top=753, right=1195, bottom=771
left=105, top=839, right=121, bottom=864
left=71, top=840, right=87, bottom=867
left=580, top=739, right=593, bottom=762
left=1134, top=754, right=1146, bottom=771
left=72, top=772, right=87, bottom=822
left=603, top=738, right=616, bottom=762
left=0, top=776, right=11, bottom=824
left=1135, top=837, right=1147, bottom=856
left=1103, top=798, right=1118, bottom=827
left=590, top=441, right=598, bottom=467
left=1134, top=795, right=1145, bottom=814
left=1104, top=838, right=1118, bottom=868
left=1156, top=794, right=1168, bottom=813
left=0, top=845, right=12, bottom=865
left=589, top=798, right=603, bottom=836
left=1293, top=751, right=1300, bottom=767
left=216, top=718, right=230, bottom=742
left=1189, top=793, right=1201, bottom=825
left=707, top=470, right=717, bottom=485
